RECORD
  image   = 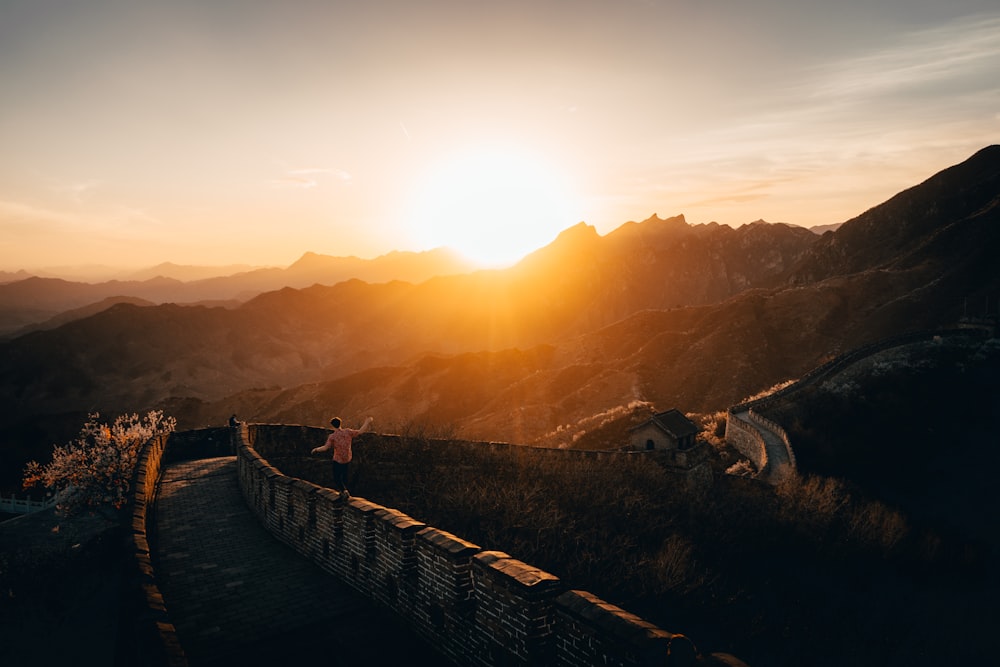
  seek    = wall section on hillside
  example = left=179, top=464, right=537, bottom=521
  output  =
left=237, top=424, right=704, bottom=667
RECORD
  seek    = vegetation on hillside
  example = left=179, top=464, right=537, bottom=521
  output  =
left=764, top=335, right=1000, bottom=546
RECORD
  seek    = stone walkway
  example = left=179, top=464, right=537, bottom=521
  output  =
left=153, top=457, right=442, bottom=666
left=731, top=410, right=793, bottom=484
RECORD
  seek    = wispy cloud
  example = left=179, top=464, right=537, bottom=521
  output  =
left=0, top=198, right=82, bottom=229
left=113, top=205, right=159, bottom=226
left=37, top=174, right=103, bottom=204
left=632, top=13, right=1000, bottom=225
left=0, top=197, right=159, bottom=233
left=807, top=14, right=1000, bottom=103
left=269, top=166, right=352, bottom=189
left=59, top=179, right=103, bottom=203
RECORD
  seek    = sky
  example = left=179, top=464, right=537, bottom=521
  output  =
left=1, top=0, right=998, bottom=275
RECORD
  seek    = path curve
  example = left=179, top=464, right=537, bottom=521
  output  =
left=153, top=456, right=442, bottom=666
left=731, top=409, right=793, bottom=484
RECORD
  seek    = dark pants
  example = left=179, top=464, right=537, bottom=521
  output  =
left=332, top=461, right=350, bottom=492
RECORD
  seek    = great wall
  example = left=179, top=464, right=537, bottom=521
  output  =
left=14, top=324, right=995, bottom=665
left=124, top=424, right=721, bottom=666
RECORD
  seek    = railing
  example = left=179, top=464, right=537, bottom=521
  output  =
left=0, top=493, right=54, bottom=515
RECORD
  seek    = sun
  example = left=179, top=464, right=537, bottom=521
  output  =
left=408, top=147, right=581, bottom=267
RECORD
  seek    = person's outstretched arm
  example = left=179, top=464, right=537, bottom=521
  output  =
left=311, top=437, right=333, bottom=455
left=359, top=416, right=373, bottom=433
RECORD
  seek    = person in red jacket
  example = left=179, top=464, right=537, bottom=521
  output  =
left=311, top=416, right=373, bottom=499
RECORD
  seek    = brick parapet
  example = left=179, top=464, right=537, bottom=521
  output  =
left=747, top=409, right=797, bottom=472
left=236, top=423, right=704, bottom=666
left=122, top=430, right=189, bottom=667
left=723, top=414, right=768, bottom=472
left=472, top=550, right=563, bottom=666
left=553, top=589, right=697, bottom=667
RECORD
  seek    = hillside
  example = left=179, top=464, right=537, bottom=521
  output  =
left=1, top=146, right=999, bottom=492
left=0, top=217, right=816, bottom=442
left=762, top=334, right=1000, bottom=550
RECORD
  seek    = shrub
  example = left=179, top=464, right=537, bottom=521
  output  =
left=725, top=460, right=755, bottom=477
left=22, top=411, right=176, bottom=514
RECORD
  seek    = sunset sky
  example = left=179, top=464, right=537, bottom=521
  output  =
left=1, top=0, right=998, bottom=274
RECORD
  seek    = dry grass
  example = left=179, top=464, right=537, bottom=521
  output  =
left=283, top=427, right=995, bottom=667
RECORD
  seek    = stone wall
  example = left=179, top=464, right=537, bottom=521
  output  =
left=723, top=414, right=768, bottom=472
left=247, top=424, right=713, bottom=492
left=122, top=431, right=188, bottom=667
left=746, top=410, right=796, bottom=472
left=237, top=424, right=703, bottom=667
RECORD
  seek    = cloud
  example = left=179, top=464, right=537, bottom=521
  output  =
left=0, top=198, right=82, bottom=229
left=270, top=175, right=319, bottom=189
left=804, top=13, right=1000, bottom=105
left=58, top=179, right=103, bottom=203
left=633, top=12, right=1000, bottom=221
left=269, top=166, right=352, bottom=189
left=0, top=196, right=159, bottom=234
left=113, top=205, right=159, bottom=226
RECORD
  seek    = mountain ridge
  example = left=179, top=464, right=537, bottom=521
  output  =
left=0, top=247, right=479, bottom=338
left=1, top=145, right=997, bottom=481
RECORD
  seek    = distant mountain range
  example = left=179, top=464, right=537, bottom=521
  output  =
left=0, top=247, right=477, bottom=338
left=1, top=145, right=997, bottom=489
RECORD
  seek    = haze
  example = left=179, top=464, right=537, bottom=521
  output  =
left=1, top=0, right=998, bottom=274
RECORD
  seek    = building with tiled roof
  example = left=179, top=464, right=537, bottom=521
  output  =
left=629, top=409, right=698, bottom=451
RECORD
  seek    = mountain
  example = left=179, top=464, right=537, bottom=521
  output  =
left=0, top=247, right=478, bottom=338
left=10, top=296, right=157, bottom=337
left=0, top=269, right=33, bottom=285
left=0, top=276, right=188, bottom=338
left=123, top=262, right=263, bottom=282
left=788, top=145, right=1000, bottom=283
left=1, top=145, right=998, bottom=488
left=188, top=147, right=999, bottom=438
left=805, top=222, right=842, bottom=235
left=0, top=215, right=817, bottom=456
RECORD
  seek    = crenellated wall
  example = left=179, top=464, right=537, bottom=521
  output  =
left=123, top=431, right=188, bottom=667
left=723, top=413, right=769, bottom=473
left=122, top=425, right=240, bottom=667
left=746, top=410, right=796, bottom=473
left=237, top=423, right=705, bottom=667
left=247, top=423, right=713, bottom=496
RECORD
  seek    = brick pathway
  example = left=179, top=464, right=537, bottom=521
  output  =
left=153, top=457, right=442, bottom=666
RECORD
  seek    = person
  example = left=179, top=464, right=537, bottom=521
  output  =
left=228, top=414, right=239, bottom=428
left=311, top=416, right=373, bottom=499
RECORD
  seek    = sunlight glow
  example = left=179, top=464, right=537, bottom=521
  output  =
left=408, top=148, right=581, bottom=267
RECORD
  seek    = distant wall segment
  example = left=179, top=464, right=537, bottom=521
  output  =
left=725, top=328, right=985, bottom=481
left=723, top=413, right=768, bottom=473
left=238, top=423, right=706, bottom=667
